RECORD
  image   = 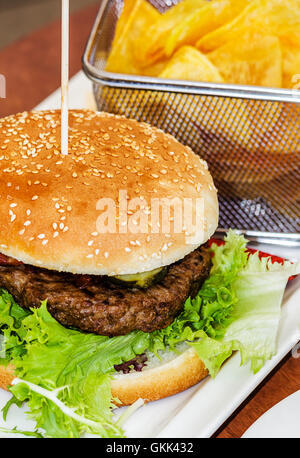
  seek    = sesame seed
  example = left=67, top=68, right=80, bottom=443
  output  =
left=0, top=110, right=213, bottom=260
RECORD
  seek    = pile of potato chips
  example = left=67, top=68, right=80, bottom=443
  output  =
left=106, top=0, right=300, bottom=89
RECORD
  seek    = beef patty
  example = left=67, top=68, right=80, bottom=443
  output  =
left=0, top=246, right=211, bottom=336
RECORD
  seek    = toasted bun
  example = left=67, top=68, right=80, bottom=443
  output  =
left=0, top=364, right=14, bottom=391
left=0, top=109, right=218, bottom=275
left=0, top=348, right=208, bottom=405
left=111, top=347, right=208, bottom=406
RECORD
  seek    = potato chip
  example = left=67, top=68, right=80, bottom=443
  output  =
left=134, top=0, right=208, bottom=66
left=112, top=0, right=135, bottom=45
left=197, top=0, right=300, bottom=53
left=280, top=38, right=300, bottom=89
left=208, top=33, right=282, bottom=87
left=159, top=46, right=224, bottom=82
left=105, top=0, right=161, bottom=75
left=105, top=0, right=300, bottom=91
left=164, top=0, right=252, bottom=58
left=142, top=60, right=169, bottom=77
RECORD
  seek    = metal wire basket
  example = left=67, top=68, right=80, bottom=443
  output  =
left=83, top=0, right=300, bottom=245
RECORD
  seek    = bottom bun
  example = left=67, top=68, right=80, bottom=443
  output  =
left=111, top=347, right=208, bottom=406
left=0, top=363, right=15, bottom=390
left=0, top=348, right=208, bottom=406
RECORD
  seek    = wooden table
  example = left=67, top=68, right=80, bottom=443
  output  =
left=0, top=4, right=98, bottom=118
left=0, top=3, right=299, bottom=439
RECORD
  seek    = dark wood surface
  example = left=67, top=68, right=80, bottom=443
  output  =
left=216, top=352, right=300, bottom=438
left=0, top=3, right=299, bottom=439
left=0, top=4, right=98, bottom=117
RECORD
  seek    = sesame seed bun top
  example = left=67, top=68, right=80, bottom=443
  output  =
left=0, top=109, right=218, bottom=275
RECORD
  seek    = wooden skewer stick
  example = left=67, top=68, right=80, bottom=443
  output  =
left=61, top=0, right=69, bottom=155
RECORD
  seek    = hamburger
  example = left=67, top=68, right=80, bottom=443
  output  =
left=0, top=109, right=297, bottom=438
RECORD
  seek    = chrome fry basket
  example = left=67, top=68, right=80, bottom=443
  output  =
left=83, top=0, right=300, bottom=245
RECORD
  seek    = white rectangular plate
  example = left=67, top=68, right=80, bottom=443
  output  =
left=0, top=72, right=299, bottom=438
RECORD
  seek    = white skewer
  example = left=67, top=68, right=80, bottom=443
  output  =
left=61, top=0, right=69, bottom=155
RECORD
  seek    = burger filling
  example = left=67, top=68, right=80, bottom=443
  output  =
left=0, top=231, right=296, bottom=438
left=0, top=245, right=211, bottom=336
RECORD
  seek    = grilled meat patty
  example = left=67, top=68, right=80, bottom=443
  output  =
left=0, top=246, right=211, bottom=336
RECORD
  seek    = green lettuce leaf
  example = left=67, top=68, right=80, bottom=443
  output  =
left=0, top=295, right=150, bottom=438
left=148, top=229, right=250, bottom=354
left=189, top=233, right=300, bottom=376
left=0, top=426, right=43, bottom=438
